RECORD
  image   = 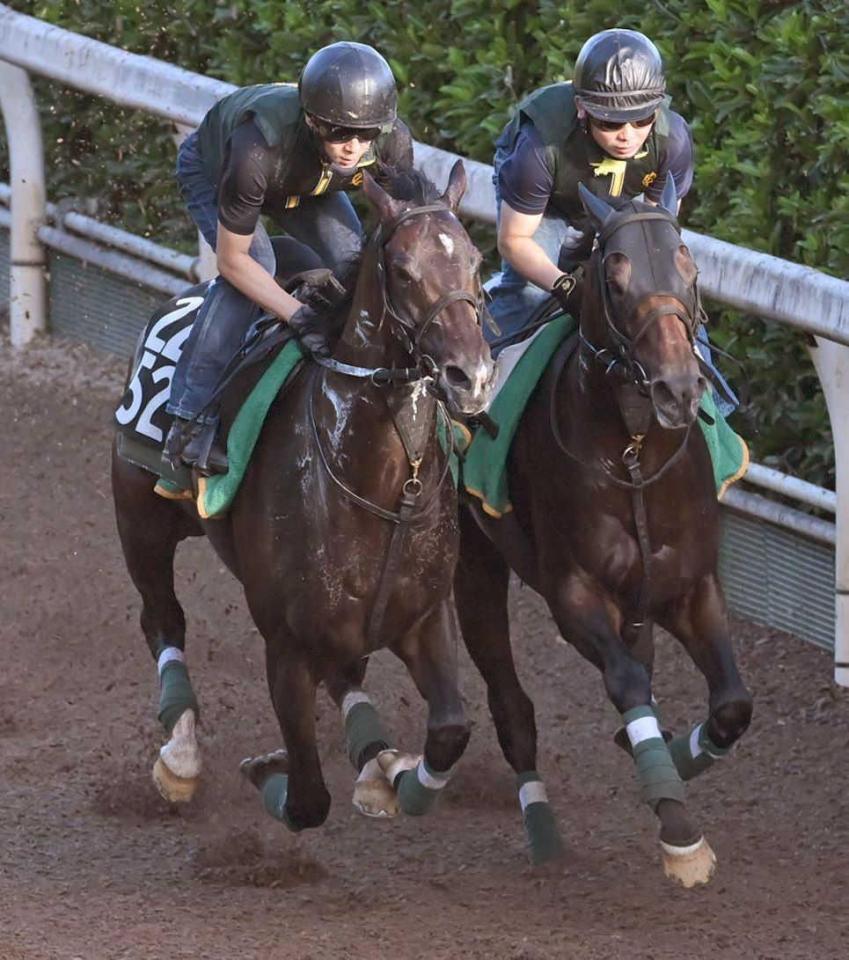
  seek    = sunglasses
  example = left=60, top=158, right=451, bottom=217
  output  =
left=591, top=114, right=656, bottom=133
left=311, top=120, right=382, bottom=144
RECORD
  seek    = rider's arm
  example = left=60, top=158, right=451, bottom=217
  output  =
left=497, top=203, right=563, bottom=291
left=495, top=124, right=565, bottom=291
left=216, top=120, right=303, bottom=322
left=216, top=225, right=302, bottom=321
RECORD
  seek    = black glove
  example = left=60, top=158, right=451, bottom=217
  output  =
left=551, top=272, right=577, bottom=311
left=288, top=268, right=348, bottom=312
left=288, top=304, right=332, bottom=358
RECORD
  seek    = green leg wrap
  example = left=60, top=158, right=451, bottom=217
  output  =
left=344, top=700, right=390, bottom=769
left=668, top=722, right=731, bottom=781
left=261, top=773, right=301, bottom=832
left=158, top=661, right=199, bottom=736
left=517, top=771, right=564, bottom=865
left=623, top=705, right=685, bottom=809
left=397, top=759, right=449, bottom=816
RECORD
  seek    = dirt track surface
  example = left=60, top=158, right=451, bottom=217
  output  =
left=2, top=330, right=848, bottom=960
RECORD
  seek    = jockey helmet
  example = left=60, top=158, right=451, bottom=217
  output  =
left=573, top=29, right=666, bottom=124
left=299, top=41, right=397, bottom=129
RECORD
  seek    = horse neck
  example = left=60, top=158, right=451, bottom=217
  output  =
left=333, top=238, right=413, bottom=371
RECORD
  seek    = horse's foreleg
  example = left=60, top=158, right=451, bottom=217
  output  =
left=454, top=509, right=563, bottom=864
left=382, top=600, right=470, bottom=817
left=325, top=658, right=398, bottom=818
left=112, top=452, right=201, bottom=803
left=550, top=575, right=715, bottom=888
left=658, top=574, right=753, bottom=780
left=243, top=643, right=330, bottom=831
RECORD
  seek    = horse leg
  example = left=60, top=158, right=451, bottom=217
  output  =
left=325, top=658, right=399, bottom=818
left=112, top=452, right=201, bottom=803
left=380, top=600, right=470, bottom=817
left=241, top=642, right=330, bottom=831
left=658, top=574, right=753, bottom=780
left=549, top=575, right=715, bottom=888
left=454, top=508, right=564, bottom=864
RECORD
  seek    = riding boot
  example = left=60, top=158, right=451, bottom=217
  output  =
left=162, top=416, right=229, bottom=477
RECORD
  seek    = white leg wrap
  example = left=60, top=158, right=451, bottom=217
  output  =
left=518, top=780, right=549, bottom=812
left=416, top=759, right=452, bottom=791
left=626, top=714, right=662, bottom=748
left=689, top=723, right=704, bottom=759
left=340, top=690, right=372, bottom=721
left=157, top=646, right=185, bottom=676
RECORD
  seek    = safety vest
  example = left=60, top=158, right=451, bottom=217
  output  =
left=500, top=82, right=673, bottom=226
left=196, top=83, right=392, bottom=196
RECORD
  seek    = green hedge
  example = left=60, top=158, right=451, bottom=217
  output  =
left=2, top=0, right=846, bottom=486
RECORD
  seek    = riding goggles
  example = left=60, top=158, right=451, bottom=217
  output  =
left=311, top=119, right=383, bottom=143
left=591, top=113, right=656, bottom=133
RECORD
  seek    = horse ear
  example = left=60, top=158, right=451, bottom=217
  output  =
left=659, top=175, right=678, bottom=215
left=579, top=183, right=614, bottom=229
left=362, top=170, right=404, bottom=224
left=441, top=159, right=467, bottom=212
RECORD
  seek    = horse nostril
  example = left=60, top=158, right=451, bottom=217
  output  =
left=651, top=380, right=676, bottom=410
left=444, top=365, right=472, bottom=390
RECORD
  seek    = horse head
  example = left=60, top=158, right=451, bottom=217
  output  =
left=579, top=180, right=707, bottom=429
left=360, top=162, right=494, bottom=416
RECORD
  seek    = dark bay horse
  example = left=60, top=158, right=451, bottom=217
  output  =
left=112, top=161, right=495, bottom=830
left=454, top=182, right=752, bottom=886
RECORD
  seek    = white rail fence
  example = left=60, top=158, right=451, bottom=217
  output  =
left=1, top=5, right=848, bottom=682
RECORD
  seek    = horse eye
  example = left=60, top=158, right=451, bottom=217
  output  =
left=395, top=267, right=415, bottom=285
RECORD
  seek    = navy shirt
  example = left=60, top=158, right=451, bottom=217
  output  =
left=498, top=116, right=694, bottom=216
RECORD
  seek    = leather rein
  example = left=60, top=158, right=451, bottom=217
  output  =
left=549, top=205, right=707, bottom=638
left=309, top=201, right=485, bottom=646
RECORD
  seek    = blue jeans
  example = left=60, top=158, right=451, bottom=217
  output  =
left=167, top=131, right=364, bottom=420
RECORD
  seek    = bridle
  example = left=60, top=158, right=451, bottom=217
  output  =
left=578, top=204, right=707, bottom=392
left=314, top=202, right=487, bottom=385
left=309, top=199, right=488, bottom=647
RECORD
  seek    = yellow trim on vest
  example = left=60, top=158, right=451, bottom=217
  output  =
left=591, top=149, right=648, bottom=197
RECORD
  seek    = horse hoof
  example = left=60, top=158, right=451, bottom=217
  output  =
left=239, top=748, right=290, bottom=790
left=153, top=709, right=201, bottom=803
left=661, top=836, right=717, bottom=888
left=152, top=756, right=200, bottom=804
left=352, top=758, right=399, bottom=818
left=376, top=749, right=420, bottom=786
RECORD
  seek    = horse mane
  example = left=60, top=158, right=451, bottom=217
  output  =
left=377, top=164, right=442, bottom=205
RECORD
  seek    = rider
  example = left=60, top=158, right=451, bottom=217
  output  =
left=485, top=28, right=694, bottom=349
left=164, top=41, right=414, bottom=475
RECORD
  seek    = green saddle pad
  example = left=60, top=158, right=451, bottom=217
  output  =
left=460, top=315, right=749, bottom=518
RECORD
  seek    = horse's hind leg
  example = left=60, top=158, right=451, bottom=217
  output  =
left=325, top=659, right=399, bottom=818
left=381, top=599, right=470, bottom=817
left=454, top=508, right=564, bottom=864
left=111, top=449, right=202, bottom=802
left=658, top=574, right=753, bottom=780
left=242, top=641, right=330, bottom=831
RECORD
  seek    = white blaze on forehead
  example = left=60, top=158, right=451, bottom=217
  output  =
left=438, top=233, right=455, bottom=256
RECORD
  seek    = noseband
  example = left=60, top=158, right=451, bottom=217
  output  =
left=580, top=206, right=706, bottom=391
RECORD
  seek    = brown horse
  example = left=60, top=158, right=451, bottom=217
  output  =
left=112, top=161, right=495, bottom=830
left=454, top=182, right=752, bottom=886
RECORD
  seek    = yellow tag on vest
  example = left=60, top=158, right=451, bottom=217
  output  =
left=591, top=150, right=648, bottom=197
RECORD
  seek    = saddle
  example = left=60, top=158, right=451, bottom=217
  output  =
left=114, top=236, right=349, bottom=487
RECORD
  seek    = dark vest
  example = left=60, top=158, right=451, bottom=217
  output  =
left=501, top=82, right=673, bottom=227
left=196, top=83, right=392, bottom=198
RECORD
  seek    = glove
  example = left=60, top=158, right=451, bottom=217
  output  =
left=287, top=304, right=332, bottom=358
left=551, top=272, right=577, bottom=311
left=288, top=268, right=348, bottom=312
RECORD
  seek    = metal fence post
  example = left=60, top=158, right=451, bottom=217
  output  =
left=808, top=338, right=849, bottom=686
left=0, top=60, right=46, bottom=345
